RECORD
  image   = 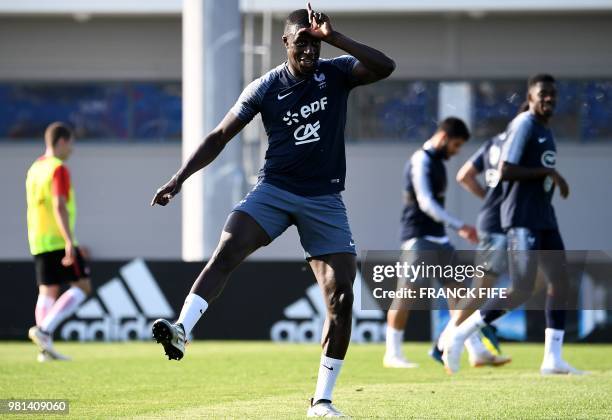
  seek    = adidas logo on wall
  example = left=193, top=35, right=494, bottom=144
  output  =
left=270, top=271, right=387, bottom=343
left=60, top=259, right=174, bottom=342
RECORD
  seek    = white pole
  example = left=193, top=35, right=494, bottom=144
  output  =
left=182, top=0, right=243, bottom=261
left=182, top=0, right=206, bottom=261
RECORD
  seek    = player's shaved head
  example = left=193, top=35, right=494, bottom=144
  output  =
left=284, top=9, right=310, bottom=36
left=44, top=122, right=73, bottom=148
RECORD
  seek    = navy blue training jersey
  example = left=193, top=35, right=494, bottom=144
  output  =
left=470, top=133, right=507, bottom=234
left=230, top=55, right=358, bottom=196
left=500, top=111, right=558, bottom=230
left=400, top=146, right=463, bottom=241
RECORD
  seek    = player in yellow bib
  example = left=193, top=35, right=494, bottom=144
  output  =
left=26, top=122, right=91, bottom=362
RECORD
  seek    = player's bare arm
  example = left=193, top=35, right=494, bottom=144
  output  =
left=151, top=112, right=247, bottom=206
left=51, top=195, right=75, bottom=266
left=300, top=2, right=395, bottom=85
left=500, top=162, right=569, bottom=198
left=456, top=161, right=486, bottom=200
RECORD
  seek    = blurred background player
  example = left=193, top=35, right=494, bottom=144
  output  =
left=451, top=102, right=530, bottom=362
left=26, top=122, right=91, bottom=362
left=150, top=3, right=395, bottom=417
left=452, top=130, right=520, bottom=365
left=384, top=117, right=490, bottom=368
left=444, top=74, right=582, bottom=375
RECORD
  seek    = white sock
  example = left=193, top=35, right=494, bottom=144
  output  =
left=438, top=321, right=455, bottom=350
left=177, top=293, right=208, bottom=336
left=454, top=310, right=486, bottom=343
left=385, top=326, right=404, bottom=358
left=41, top=287, right=86, bottom=334
left=465, top=331, right=489, bottom=359
left=35, top=294, right=55, bottom=327
left=313, top=355, right=344, bottom=403
left=544, top=328, right=564, bottom=362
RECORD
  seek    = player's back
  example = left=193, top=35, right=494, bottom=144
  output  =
left=400, top=147, right=448, bottom=240
left=474, top=133, right=506, bottom=234
left=26, top=156, right=76, bottom=255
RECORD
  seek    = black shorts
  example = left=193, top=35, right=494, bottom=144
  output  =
left=34, top=247, right=91, bottom=286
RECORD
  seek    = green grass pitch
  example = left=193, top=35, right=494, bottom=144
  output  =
left=1, top=342, right=611, bottom=419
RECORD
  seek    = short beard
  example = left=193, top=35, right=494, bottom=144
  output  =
left=440, top=144, right=450, bottom=160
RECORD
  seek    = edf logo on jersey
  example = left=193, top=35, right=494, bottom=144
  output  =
left=282, top=96, right=328, bottom=145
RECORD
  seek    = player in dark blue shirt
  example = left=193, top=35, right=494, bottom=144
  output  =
left=398, top=118, right=477, bottom=244
left=231, top=56, right=357, bottom=196
left=444, top=74, right=582, bottom=375
left=452, top=131, right=518, bottom=366
left=451, top=102, right=530, bottom=360
left=150, top=4, right=395, bottom=416
left=464, top=133, right=507, bottom=237
left=384, top=117, right=481, bottom=368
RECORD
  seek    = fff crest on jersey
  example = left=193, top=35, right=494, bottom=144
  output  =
left=541, top=150, right=556, bottom=168
left=314, top=72, right=326, bottom=89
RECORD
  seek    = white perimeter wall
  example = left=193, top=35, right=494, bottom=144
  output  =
left=1, top=142, right=610, bottom=260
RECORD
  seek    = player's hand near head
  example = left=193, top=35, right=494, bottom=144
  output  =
left=458, top=224, right=479, bottom=244
left=151, top=176, right=182, bottom=207
left=298, top=2, right=333, bottom=40
left=551, top=170, right=569, bottom=199
left=298, top=2, right=395, bottom=85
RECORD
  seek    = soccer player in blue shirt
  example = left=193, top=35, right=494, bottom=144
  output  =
left=452, top=131, right=518, bottom=365
left=150, top=3, right=395, bottom=416
left=384, top=118, right=487, bottom=368
left=451, top=103, right=529, bottom=361
left=444, top=74, right=582, bottom=375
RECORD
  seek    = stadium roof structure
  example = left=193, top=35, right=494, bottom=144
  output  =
left=0, top=0, right=611, bottom=16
